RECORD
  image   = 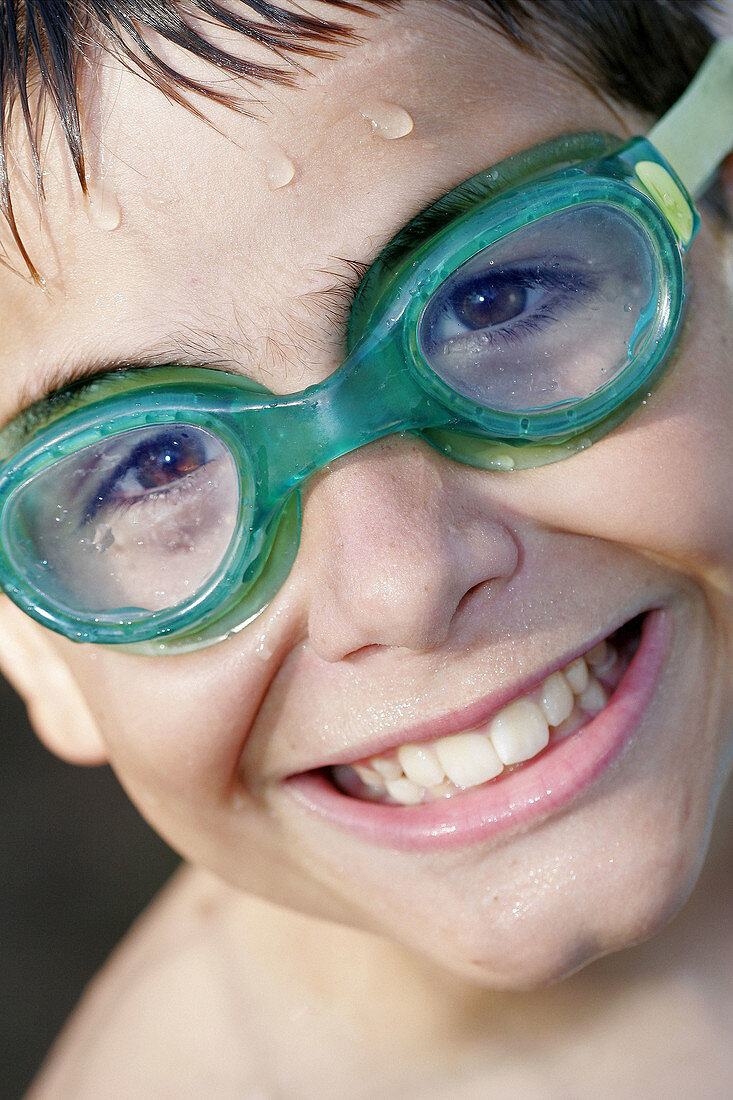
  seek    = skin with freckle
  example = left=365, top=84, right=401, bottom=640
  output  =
left=1, top=1, right=732, bottom=1095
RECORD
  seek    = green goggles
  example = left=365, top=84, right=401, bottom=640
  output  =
left=0, top=41, right=731, bottom=654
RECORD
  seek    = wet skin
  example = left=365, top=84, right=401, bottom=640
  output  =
left=0, top=0, right=732, bottom=991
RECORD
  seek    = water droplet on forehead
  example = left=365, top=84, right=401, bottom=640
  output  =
left=255, top=138, right=296, bottom=190
left=85, top=183, right=122, bottom=231
left=361, top=101, right=414, bottom=140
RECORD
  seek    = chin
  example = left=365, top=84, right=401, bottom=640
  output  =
left=369, top=794, right=714, bottom=993
left=411, top=896, right=685, bottom=992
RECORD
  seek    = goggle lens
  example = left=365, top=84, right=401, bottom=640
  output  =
left=418, top=205, right=657, bottom=413
left=6, top=423, right=240, bottom=618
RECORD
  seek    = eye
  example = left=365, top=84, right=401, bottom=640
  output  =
left=121, top=430, right=208, bottom=492
left=88, top=428, right=209, bottom=517
left=452, top=276, right=529, bottom=331
left=6, top=422, right=242, bottom=617
left=430, top=268, right=549, bottom=345
left=417, top=205, right=658, bottom=414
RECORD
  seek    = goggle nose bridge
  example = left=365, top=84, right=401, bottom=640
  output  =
left=244, top=322, right=457, bottom=503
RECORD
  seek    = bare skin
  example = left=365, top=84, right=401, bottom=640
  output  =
left=0, top=1, right=730, bottom=1094
left=28, top=804, right=733, bottom=1098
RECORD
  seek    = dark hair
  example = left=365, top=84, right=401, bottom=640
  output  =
left=0, top=0, right=721, bottom=278
left=463, top=0, right=718, bottom=114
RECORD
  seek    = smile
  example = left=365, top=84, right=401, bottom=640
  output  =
left=331, top=633, right=626, bottom=806
left=288, top=610, right=669, bottom=850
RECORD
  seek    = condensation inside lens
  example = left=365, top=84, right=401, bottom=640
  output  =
left=7, top=424, right=240, bottom=617
left=418, top=205, right=657, bottom=412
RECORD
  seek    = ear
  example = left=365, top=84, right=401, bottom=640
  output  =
left=0, top=596, right=107, bottom=765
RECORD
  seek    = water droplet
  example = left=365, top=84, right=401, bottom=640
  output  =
left=361, top=101, right=414, bottom=140
left=85, top=183, right=122, bottom=231
left=255, top=139, right=296, bottom=190
left=92, top=524, right=114, bottom=552
left=254, top=633, right=273, bottom=661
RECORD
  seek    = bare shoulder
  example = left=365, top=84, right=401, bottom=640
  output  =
left=26, top=866, right=264, bottom=1100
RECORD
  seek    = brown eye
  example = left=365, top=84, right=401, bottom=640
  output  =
left=457, top=281, right=528, bottom=329
left=135, top=431, right=207, bottom=490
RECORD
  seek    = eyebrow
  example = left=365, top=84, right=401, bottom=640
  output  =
left=10, top=153, right=520, bottom=427
left=13, top=257, right=371, bottom=421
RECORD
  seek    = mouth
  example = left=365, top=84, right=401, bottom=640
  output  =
left=287, top=610, right=670, bottom=850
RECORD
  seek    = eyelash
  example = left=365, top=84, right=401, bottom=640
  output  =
left=83, top=464, right=214, bottom=534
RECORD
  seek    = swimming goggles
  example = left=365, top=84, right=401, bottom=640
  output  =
left=0, top=40, right=731, bottom=654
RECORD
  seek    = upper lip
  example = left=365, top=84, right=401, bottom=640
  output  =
left=289, top=610, right=646, bottom=776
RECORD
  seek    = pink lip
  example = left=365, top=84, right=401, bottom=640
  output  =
left=287, top=610, right=669, bottom=851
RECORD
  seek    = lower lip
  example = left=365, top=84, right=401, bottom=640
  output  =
left=287, top=610, right=669, bottom=852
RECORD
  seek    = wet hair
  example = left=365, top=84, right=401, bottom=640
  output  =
left=0, top=0, right=722, bottom=277
left=465, top=0, right=719, bottom=115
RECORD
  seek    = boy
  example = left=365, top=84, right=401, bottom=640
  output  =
left=0, top=1, right=731, bottom=1094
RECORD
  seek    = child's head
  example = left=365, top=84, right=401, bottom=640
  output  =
left=0, top=0, right=731, bottom=988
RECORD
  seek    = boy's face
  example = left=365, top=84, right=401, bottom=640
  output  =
left=1, top=0, right=732, bottom=987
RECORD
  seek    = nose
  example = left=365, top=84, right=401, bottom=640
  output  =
left=298, top=436, right=518, bottom=662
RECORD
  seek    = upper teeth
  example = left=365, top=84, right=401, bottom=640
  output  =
left=337, top=644, right=615, bottom=807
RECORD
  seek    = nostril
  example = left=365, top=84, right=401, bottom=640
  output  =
left=304, top=520, right=518, bottom=661
left=297, top=437, right=520, bottom=660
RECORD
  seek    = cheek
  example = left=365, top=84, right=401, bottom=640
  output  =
left=505, top=265, right=733, bottom=576
left=550, top=403, right=733, bottom=566
left=58, top=641, right=261, bottom=805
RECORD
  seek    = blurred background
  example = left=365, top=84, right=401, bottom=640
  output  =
left=1, top=673, right=180, bottom=1098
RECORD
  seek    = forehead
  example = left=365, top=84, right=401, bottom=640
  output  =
left=0, top=3, right=634, bottom=422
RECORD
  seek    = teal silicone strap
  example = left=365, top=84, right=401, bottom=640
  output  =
left=648, top=39, right=733, bottom=198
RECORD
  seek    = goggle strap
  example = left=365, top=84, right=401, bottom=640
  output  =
left=648, top=38, right=733, bottom=199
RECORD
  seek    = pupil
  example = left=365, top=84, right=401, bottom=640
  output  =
left=458, top=282, right=527, bottom=329
left=136, top=432, right=206, bottom=489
